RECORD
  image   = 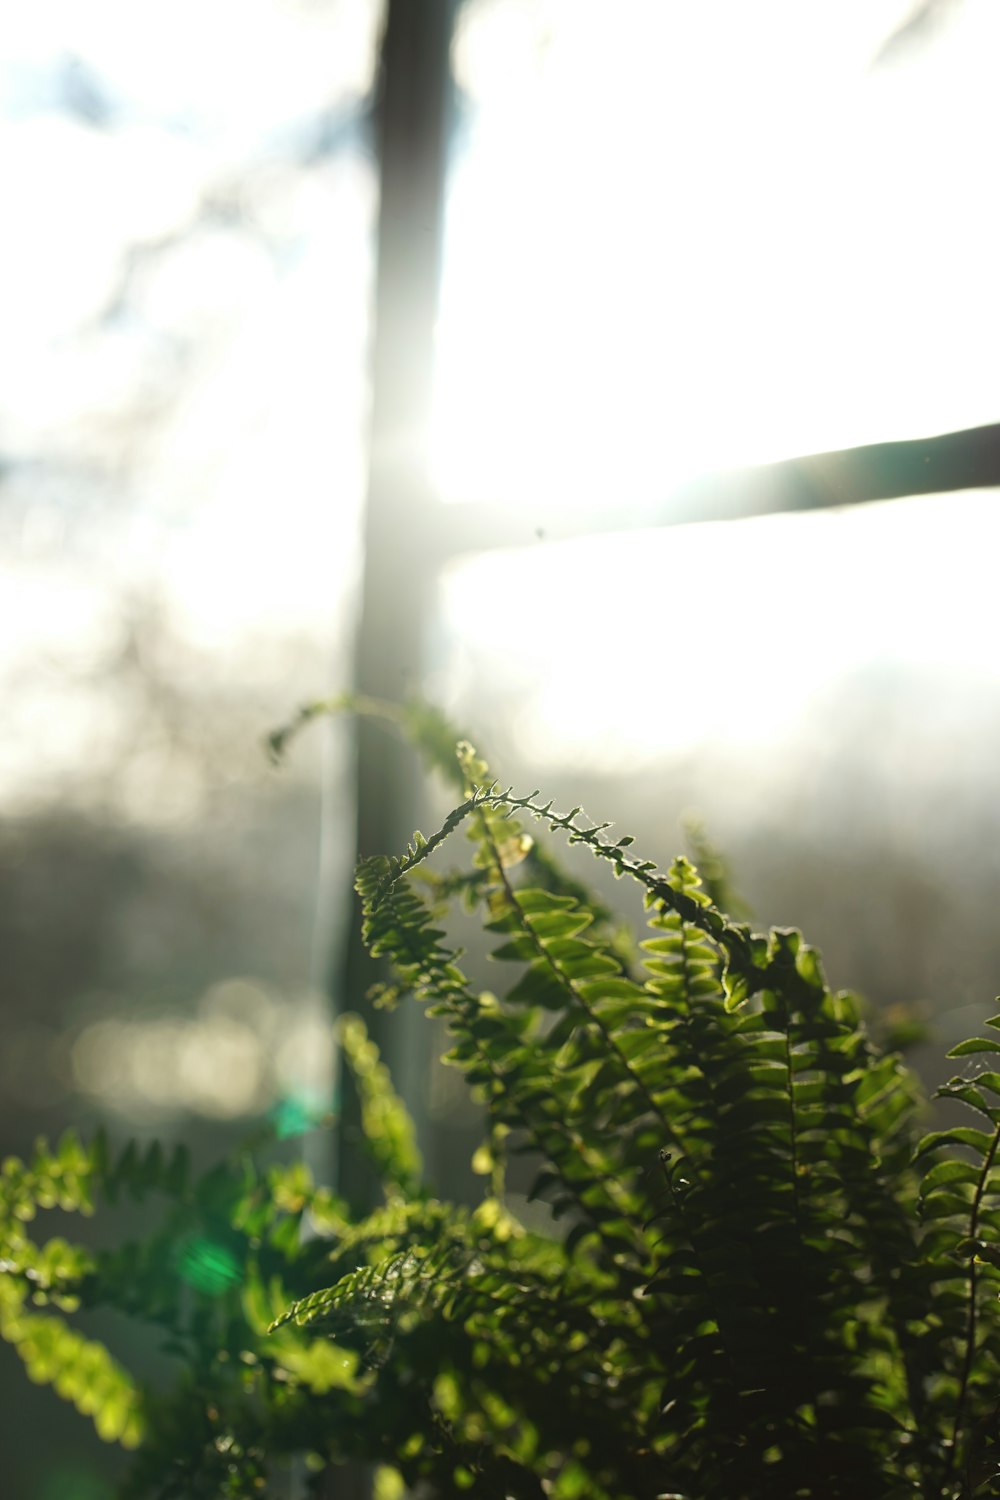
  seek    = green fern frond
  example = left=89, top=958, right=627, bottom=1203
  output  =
left=337, top=1012, right=423, bottom=1199
left=357, top=848, right=652, bottom=1274
left=0, top=1275, right=144, bottom=1447
left=266, top=692, right=471, bottom=792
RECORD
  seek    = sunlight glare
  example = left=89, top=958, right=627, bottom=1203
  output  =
left=434, top=491, right=1000, bottom=764
left=432, top=1, right=1000, bottom=514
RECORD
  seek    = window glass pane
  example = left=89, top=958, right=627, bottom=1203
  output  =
left=0, top=5, right=378, bottom=1490
left=429, top=488, right=1000, bottom=1064
left=433, top=0, right=1000, bottom=515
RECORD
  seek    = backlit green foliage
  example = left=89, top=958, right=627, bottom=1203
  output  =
left=5, top=703, right=1000, bottom=1497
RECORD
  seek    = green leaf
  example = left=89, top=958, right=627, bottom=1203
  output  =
left=919, top=1160, right=982, bottom=1195
left=915, top=1127, right=996, bottom=1160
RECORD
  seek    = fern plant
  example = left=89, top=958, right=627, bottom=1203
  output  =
left=4, top=699, right=1000, bottom=1498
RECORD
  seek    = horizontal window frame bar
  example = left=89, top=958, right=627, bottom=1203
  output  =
left=425, top=420, right=1000, bottom=561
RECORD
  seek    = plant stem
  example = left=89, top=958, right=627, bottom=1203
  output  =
left=944, top=1117, right=1000, bottom=1493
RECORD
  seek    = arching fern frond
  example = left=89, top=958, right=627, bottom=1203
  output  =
left=350, top=765, right=979, bottom=1497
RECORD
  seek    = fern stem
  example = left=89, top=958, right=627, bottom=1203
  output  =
left=267, top=691, right=405, bottom=764
left=944, top=1117, right=1000, bottom=1491
left=778, top=1002, right=804, bottom=1234
left=398, top=785, right=770, bottom=1002
left=346, top=773, right=769, bottom=1008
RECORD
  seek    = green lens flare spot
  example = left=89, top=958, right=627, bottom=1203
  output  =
left=271, top=1089, right=334, bottom=1139
left=176, top=1237, right=242, bottom=1295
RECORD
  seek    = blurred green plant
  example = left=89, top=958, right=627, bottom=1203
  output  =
left=4, top=701, right=1000, bottom=1497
